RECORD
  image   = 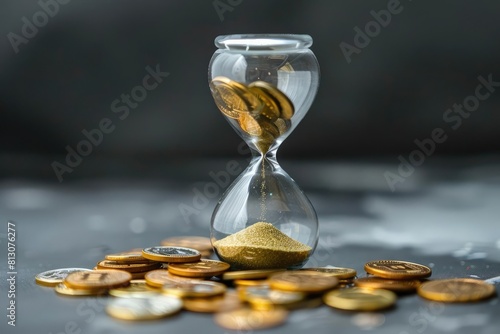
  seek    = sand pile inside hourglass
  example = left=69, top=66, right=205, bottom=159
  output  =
left=213, top=222, right=312, bottom=269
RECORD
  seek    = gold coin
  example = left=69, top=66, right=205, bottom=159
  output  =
left=168, top=259, right=230, bottom=278
left=106, top=295, right=183, bottom=320
left=210, top=76, right=262, bottom=119
left=109, top=279, right=160, bottom=298
left=324, top=288, right=397, bottom=311
left=214, top=308, right=288, bottom=331
left=240, top=286, right=305, bottom=310
left=269, top=271, right=339, bottom=293
left=64, top=270, right=131, bottom=290
left=54, top=283, right=108, bottom=296
left=162, top=281, right=226, bottom=298
left=417, top=278, right=496, bottom=302
left=234, top=279, right=270, bottom=288
left=183, top=291, right=244, bottom=313
left=354, top=277, right=420, bottom=293
left=248, top=81, right=294, bottom=120
left=94, top=267, right=152, bottom=280
left=35, top=268, right=92, bottom=287
left=364, top=260, right=432, bottom=280
left=238, top=113, right=262, bottom=136
left=161, top=236, right=213, bottom=253
left=145, top=269, right=201, bottom=288
left=274, top=118, right=291, bottom=136
left=248, top=86, right=281, bottom=121
left=105, top=250, right=154, bottom=263
left=142, top=246, right=201, bottom=263
left=258, top=117, right=280, bottom=139
left=299, top=267, right=357, bottom=280
left=223, top=269, right=284, bottom=280
left=96, top=260, right=161, bottom=273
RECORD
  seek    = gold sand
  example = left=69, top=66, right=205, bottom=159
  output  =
left=213, top=222, right=311, bottom=270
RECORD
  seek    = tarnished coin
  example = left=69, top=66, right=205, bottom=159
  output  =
left=64, top=270, right=131, bottom=290
left=324, top=288, right=397, bottom=311
left=162, top=281, right=226, bottom=298
left=223, top=269, right=284, bottom=281
left=248, top=81, right=294, bottom=120
left=161, top=236, right=213, bottom=254
left=269, top=271, right=339, bottom=293
left=365, top=260, right=432, bottom=280
left=300, top=267, right=357, bottom=280
left=210, top=76, right=261, bottom=118
left=54, top=283, right=108, bottom=296
left=145, top=269, right=200, bottom=288
left=354, top=277, right=420, bottom=293
left=35, top=268, right=92, bottom=287
left=214, top=308, right=288, bottom=331
left=109, top=279, right=160, bottom=298
left=168, top=259, right=230, bottom=278
left=183, top=291, right=244, bottom=313
left=142, top=246, right=201, bottom=263
left=274, top=118, right=291, bottom=136
left=105, top=250, right=154, bottom=263
left=240, top=286, right=305, bottom=310
left=417, top=278, right=496, bottom=302
left=97, top=260, right=161, bottom=273
left=106, top=295, right=183, bottom=320
left=258, top=117, right=280, bottom=138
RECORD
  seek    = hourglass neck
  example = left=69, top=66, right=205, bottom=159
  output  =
left=250, top=147, right=278, bottom=164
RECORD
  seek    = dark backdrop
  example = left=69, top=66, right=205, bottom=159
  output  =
left=1, top=0, right=499, bottom=179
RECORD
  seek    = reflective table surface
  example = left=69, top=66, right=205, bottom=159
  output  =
left=1, top=158, right=499, bottom=334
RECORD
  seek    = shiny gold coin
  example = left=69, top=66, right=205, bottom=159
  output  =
left=35, top=268, right=92, bottom=287
left=417, top=278, right=496, bottom=302
left=162, top=281, right=226, bottom=298
left=145, top=269, right=201, bottom=288
left=168, top=259, right=230, bottom=278
left=324, top=287, right=397, bottom=311
left=54, top=283, right=108, bottom=296
left=109, top=279, right=160, bottom=298
left=64, top=270, right=131, bottom=290
left=240, top=286, right=305, bottom=311
left=354, top=277, right=420, bottom=293
left=210, top=76, right=262, bottom=119
left=142, top=246, right=201, bottom=263
left=234, top=279, right=270, bottom=287
left=248, top=81, right=294, bottom=120
left=238, top=113, right=262, bottom=136
left=161, top=236, right=213, bottom=253
left=94, top=267, right=151, bottom=280
left=105, top=250, right=154, bottom=263
left=97, top=260, right=161, bottom=273
left=299, top=267, right=357, bottom=280
left=183, top=290, right=244, bottom=313
left=269, top=271, right=339, bottom=293
left=248, top=86, right=281, bottom=121
left=214, top=308, right=288, bottom=331
left=106, top=295, right=183, bottom=321
left=365, top=260, right=432, bottom=280
left=223, top=269, right=284, bottom=281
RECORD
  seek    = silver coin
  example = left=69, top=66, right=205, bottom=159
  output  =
left=143, top=246, right=200, bottom=257
left=106, top=295, right=183, bottom=320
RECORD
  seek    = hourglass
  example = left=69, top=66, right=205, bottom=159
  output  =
left=208, top=34, right=320, bottom=270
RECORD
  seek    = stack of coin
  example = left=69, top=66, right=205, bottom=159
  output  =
left=94, top=249, right=163, bottom=279
left=210, top=76, right=294, bottom=153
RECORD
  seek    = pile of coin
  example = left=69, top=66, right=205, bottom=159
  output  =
left=210, top=76, right=294, bottom=153
left=36, top=240, right=497, bottom=330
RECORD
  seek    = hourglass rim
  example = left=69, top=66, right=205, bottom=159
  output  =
left=215, top=34, right=313, bottom=51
